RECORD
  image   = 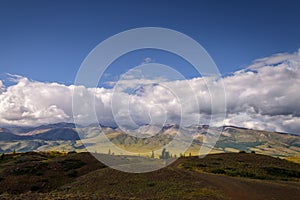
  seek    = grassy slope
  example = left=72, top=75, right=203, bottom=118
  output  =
left=0, top=152, right=299, bottom=200
left=2, top=126, right=300, bottom=160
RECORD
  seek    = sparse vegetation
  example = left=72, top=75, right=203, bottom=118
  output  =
left=210, top=168, right=226, bottom=174
left=180, top=153, right=300, bottom=181
left=0, top=152, right=299, bottom=200
left=0, top=152, right=105, bottom=195
left=160, top=148, right=171, bottom=159
left=151, top=150, right=154, bottom=158
left=264, top=166, right=300, bottom=178
left=59, top=159, right=86, bottom=171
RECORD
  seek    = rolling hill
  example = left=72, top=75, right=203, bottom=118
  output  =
left=0, top=123, right=299, bottom=160
left=0, top=152, right=299, bottom=199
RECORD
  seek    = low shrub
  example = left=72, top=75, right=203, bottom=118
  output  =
left=210, top=168, right=226, bottom=174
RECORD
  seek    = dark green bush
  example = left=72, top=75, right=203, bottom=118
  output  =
left=197, top=163, right=207, bottom=167
left=30, top=185, right=40, bottom=192
left=210, top=168, right=226, bottom=174
left=182, top=163, right=193, bottom=170
left=59, top=159, right=86, bottom=171
left=264, top=167, right=300, bottom=178
left=147, top=182, right=155, bottom=187
left=226, top=170, right=255, bottom=178
left=67, top=169, right=78, bottom=177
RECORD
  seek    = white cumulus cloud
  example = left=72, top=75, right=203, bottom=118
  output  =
left=0, top=50, right=300, bottom=134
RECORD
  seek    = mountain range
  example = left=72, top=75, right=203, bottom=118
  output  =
left=0, top=123, right=299, bottom=160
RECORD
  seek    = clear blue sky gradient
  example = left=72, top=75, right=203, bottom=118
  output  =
left=0, top=0, right=300, bottom=85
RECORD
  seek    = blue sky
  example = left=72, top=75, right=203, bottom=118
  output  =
left=1, top=0, right=300, bottom=85
left=1, top=1, right=300, bottom=133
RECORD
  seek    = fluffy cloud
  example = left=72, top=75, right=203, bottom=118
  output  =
left=0, top=50, right=300, bottom=134
left=0, top=80, right=3, bottom=93
left=0, top=76, right=72, bottom=126
left=221, top=50, right=300, bottom=133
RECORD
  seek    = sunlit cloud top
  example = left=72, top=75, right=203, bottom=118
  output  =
left=0, top=50, right=300, bottom=135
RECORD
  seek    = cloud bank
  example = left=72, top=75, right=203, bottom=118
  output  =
left=0, top=50, right=300, bottom=134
